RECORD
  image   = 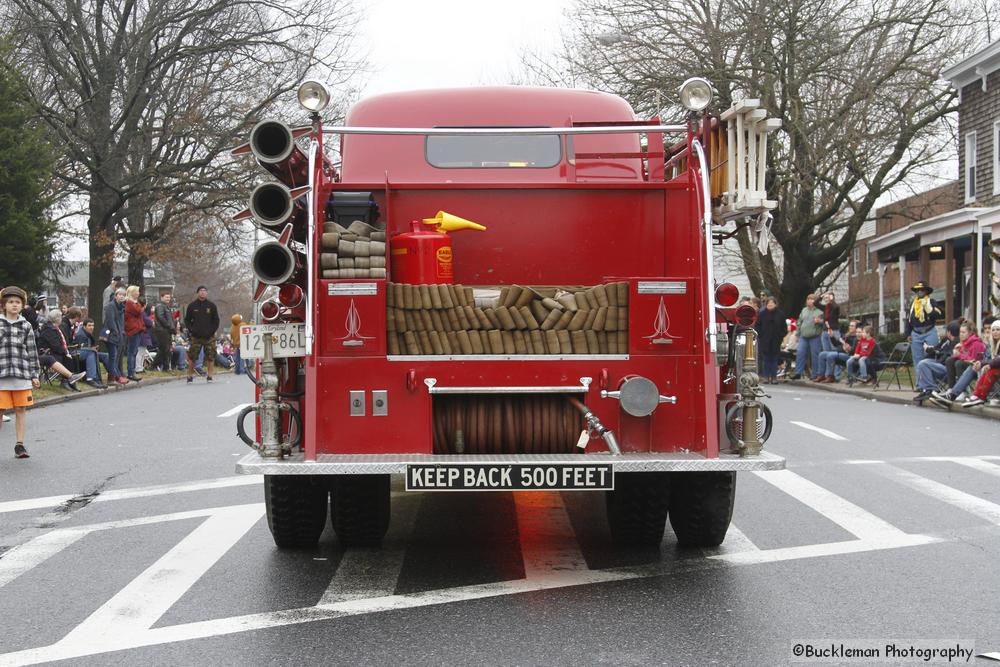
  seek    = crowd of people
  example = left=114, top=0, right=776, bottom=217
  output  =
left=0, top=279, right=246, bottom=459
left=752, top=280, right=1000, bottom=408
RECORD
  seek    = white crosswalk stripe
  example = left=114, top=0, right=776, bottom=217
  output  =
left=4, top=456, right=1000, bottom=665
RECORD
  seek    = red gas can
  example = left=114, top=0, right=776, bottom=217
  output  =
left=390, top=221, right=454, bottom=284
left=389, top=212, right=486, bottom=284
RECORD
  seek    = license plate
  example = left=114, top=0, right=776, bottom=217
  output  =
left=405, top=464, right=614, bottom=492
left=240, top=323, right=306, bottom=359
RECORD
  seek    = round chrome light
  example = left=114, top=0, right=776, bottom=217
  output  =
left=297, top=80, right=330, bottom=113
left=678, top=77, right=714, bottom=112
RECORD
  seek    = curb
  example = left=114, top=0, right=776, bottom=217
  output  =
left=29, top=371, right=235, bottom=410
left=788, top=378, right=1000, bottom=422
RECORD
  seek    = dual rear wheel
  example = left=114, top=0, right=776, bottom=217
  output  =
left=605, top=471, right=736, bottom=548
left=264, top=474, right=391, bottom=549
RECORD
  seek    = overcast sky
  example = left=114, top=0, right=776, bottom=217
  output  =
left=357, top=0, right=573, bottom=96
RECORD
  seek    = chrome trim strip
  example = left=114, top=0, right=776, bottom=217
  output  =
left=386, top=354, right=630, bottom=362
left=426, top=385, right=589, bottom=395
left=236, top=451, right=786, bottom=475
left=322, top=125, right=687, bottom=136
left=327, top=282, right=378, bottom=296
left=637, top=280, right=687, bottom=294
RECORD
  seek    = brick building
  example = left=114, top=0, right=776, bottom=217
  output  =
left=848, top=41, right=1000, bottom=332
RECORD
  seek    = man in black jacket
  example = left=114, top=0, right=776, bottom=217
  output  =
left=184, top=286, right=220, bottom=383
left=153, top=292, right=176, bottom=371
left=913, top=320, right=960, bottom=401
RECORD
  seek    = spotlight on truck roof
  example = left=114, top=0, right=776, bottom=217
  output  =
left=297, top=80, right=330, bottom=113
left=678, top=77, right=714, bottom=112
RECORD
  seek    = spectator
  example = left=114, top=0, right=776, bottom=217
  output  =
left=36, top=311, right=86, bottom=392
left=819, top=292, right=841, bottom=353
left=102, top=276, right=124, bottom=306
left=779, top=319, right=798, bottom=377
left=793, top=293, right=823, bottom=380
left=756, top=297, right=786, bottom=384
left=102, top=288, right=128, bottom=386
left=960, top=321, right=1000, bottom=408
left=0, top=286, right=41, bottom=459
left=136, top=301, right=155, bottom=373
left=817, top=319, right=859, bottom=383
left=906, top=280, right=942, bottom=367
left=74, top=318, right=110, bottom=388
left=153, top=293, right=176, bottom=371
left=62, top=306, right=82, bottom=344
left=913, top=320, right=961, bottom=401
left=123, top=285, right=144, bottom=382
left=216, top=338, right=235, bottom=369
left=184, top=286, right=220, bottom=383
left=930, top=321, right=987, bottom=406
left=172, top=332, right=189, bottom=370
left=22, top=293, right=44, bottom=334
left=845, top=325, right=878, bottom=384
left=230, top=314, right=245, bottom=375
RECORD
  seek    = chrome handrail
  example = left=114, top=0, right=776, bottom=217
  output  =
left=691, top=139, right=716, bottom=356
left=306, top=139, right=318, bottom=352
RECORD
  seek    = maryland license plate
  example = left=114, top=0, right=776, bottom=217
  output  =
left=405, top=464, right=614, bottom=492
left=240, top=323, right=306, bottom=359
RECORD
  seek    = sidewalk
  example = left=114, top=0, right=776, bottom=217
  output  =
left=785, top=375, right=1000, bottom=422
left=29, top=369, right=237, bottom=410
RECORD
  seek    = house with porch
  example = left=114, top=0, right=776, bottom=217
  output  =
left=47, top=261, right=176, bottom=314
left=848, top=41, right=1000, bottom=332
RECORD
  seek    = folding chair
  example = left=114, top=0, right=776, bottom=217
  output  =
left=874, top=342, right=913, bottom=391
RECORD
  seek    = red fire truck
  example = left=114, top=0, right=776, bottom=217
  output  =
left=233, top=79, right=784, bottom=550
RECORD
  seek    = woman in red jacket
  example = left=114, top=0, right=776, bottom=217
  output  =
left=123, top=285, right=145, bottom=382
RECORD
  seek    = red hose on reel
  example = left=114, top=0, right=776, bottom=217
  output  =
left=432, top=395, right=584, bottom=455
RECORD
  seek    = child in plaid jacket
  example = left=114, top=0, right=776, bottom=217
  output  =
left=0, top=286, right=41, bottom=458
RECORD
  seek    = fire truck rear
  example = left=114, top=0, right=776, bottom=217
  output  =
left=232, top=79, right=785, bottom=549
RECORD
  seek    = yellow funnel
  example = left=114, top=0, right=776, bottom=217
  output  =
left=422, top=211, right=487, bottom=233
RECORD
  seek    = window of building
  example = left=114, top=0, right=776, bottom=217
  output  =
left=852, top=246, right=860, bottom=277
left=865, top=244, right=873, bottom=272
left=965, top=131, right=977, bottom=203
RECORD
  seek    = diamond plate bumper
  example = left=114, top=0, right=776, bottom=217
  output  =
left=235, top=450, right=785, bottom=475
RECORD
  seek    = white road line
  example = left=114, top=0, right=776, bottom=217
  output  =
left=856, top=462, right=1000, bottom=525
left=0, top=475, right=262, bottom=515
left=753, top=470, right=910, bottom=543
left=709, top=534, right=938, bottom=565
left=513, top=492, right=588, bottom=579
left=319, top=496, right=420, bottom=605
left=57, top=504, right=264, bottom=644
left=0, top=530, right=90, bottom=589
left=927, top=457, right=1000, bottom=478
left=789, top=421, right=848, bottom=441
left=217, top=403, right=252, bottom=418
left=0, top=505, right=264, bottom=591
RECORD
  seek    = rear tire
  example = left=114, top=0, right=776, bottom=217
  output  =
left=604, top=472, right=671, bottom=546
left=264, top=475, right=329, bottom=548
left=668, top=472, right=736, bottom=547
left=330, top=474, right=391, bottom=547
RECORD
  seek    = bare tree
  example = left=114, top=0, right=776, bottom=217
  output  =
left=4, top=0, right=363, bottom=326
left=538, top=0, right=977, bottom=311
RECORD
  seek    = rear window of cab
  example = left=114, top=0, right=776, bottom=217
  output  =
left=425, top=129, right=562, bottom=168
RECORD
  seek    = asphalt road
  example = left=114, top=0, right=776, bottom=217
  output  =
left=1, top=377, right=999, bottom=665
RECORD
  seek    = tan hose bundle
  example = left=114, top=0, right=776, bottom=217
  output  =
left=320, top=219, right=387, bottom=279
left=387, top=281, right=629, bottom=355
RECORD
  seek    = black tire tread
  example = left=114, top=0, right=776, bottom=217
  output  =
left=605, top=472, right=671, bottom=546
left=264, top=475, right=328, bottom=549
left=668, top=472, right=736, bottom=547
left=331, top=474, right=391, bottom=547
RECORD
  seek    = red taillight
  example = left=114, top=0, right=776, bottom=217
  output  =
left=278, top=284, right=303, bottom=308
left=734, top=304, right=758, bottom=327
left=715, top=282, right=739, bottom=307
left=260, top=300, right=280, bottom=321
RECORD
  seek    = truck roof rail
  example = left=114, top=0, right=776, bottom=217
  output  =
left=321, top=125, right=686, bottom=136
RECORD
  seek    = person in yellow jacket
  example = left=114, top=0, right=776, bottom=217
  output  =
left=230, top=314, right=245, bottom=375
